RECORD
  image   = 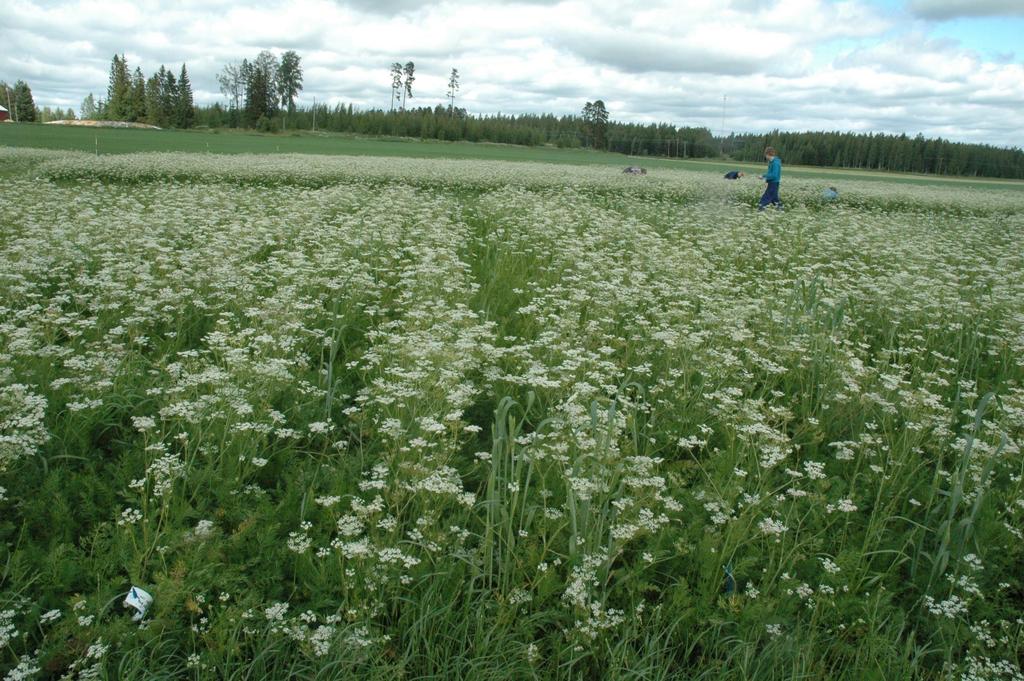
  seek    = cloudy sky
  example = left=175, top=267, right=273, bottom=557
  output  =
left=2, top=0, right=1022, bottom=147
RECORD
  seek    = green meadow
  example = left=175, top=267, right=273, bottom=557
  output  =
left=1, top=145, right=1023, bottom=679
left=3, top=123, right=1022, bottom=191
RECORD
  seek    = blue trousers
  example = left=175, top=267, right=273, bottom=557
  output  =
left=759, top=181, right=782, bottom=209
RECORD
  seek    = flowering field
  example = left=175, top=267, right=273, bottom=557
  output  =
left=1, top=147, right=1023, bottom=680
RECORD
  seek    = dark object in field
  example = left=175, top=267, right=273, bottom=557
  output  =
left=724, top=170, right=744, bottom=179
left=623, top=166, right=647, bottom=175
left=723, top=563, right=736, bottom=595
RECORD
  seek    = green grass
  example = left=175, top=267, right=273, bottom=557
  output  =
left=2, top=122, right=1022, bottom=191
left=1, top=123, right=672, bottom=165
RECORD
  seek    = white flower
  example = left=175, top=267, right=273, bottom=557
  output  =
left=803, top=460, right=826, bottom=480
left=759, top=517, right=789, bottom=537
left=117, top=508, right=143, bottom=526
left=826, top=499, right=856, bottom=514
left=131, top=416, right=157, bottom=432
left=186, top=519, right=216, bottom=541
left=264, top=602, right=289, bottom=622
left=820, top=557, right=841, bottom=574
left=40, top=609, right=62, bottom=624
left=287, top=531, right=312, bottom=554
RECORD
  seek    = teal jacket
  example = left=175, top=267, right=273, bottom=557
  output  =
left=762, top=157, right=781, bottom=182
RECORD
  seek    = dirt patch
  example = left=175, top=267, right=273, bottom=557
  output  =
left=45, top=120, right=161, bottom=130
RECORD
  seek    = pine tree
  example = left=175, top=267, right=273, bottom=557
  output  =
left=252, top=51, right=279, bottom=118
left=106, top=54, right=131, bottom=120
left=402, top=61, right=415, bottom=110
left=177, top=64, right=195, bottom=128
left=447, top=68, right=459, bottom=115
left=105, top=54, right=120, bottom=119
left=276, top=51, right=303, bottom=131
left=13, top=80, right=36, bottom=122
left=161, top=68, right=178, bottom=127
left=145, top=72, right=163, bottom=126
left=244, top=66, right=270, bottom=128
left=581, top=100, right=608, bottom=149
left=130, top=68, right=146, bottom=122
left=390, top=63, right=403, bottom=111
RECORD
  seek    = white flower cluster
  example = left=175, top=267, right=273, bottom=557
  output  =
left=145, top=445, right=185, bottom=499
left=961, top=655, right=1024, bottom=681
left=0, top=608, right=19, bottom=649
left=759, top=516, right=789, bottom=540
left=826, top=498, right=858, bottom=514
left=117, top=508, right=143, bottom=526
left=0, top=384, right=49, bottom=472
left=924, top=594, right=970, bottom=619
left=4, top=654, right=41, bottom=681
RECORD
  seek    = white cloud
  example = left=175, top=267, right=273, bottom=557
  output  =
left=907, top=0, right=1024, bottom=20
left=0, top=0, right=1022, bottom=146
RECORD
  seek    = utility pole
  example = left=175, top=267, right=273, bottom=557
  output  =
left=719, top=95, right=727, bottom=156
left=312, top=97, right=316, bottom=132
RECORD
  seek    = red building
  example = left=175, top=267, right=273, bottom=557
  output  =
left=0, top=105, right=9, bottom=122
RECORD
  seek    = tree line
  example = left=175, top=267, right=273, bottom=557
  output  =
left=77, top=55, right=196, bottom=128
left=3, top=79, right=78, bottom=122
left=187, top=100, right=721, bottom=156
left=216, top=50, right=303, bottom=130
left=182, top=99, right=1024, bottom=179
left=727, top=130, right=1024, bottom=179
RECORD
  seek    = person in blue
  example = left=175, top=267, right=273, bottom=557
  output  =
left=724, top=170, right=744, bottom=179
left=758, top=146, right=782, bottom=210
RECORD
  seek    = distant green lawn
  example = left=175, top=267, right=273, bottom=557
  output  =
left=2, top=123, right=1021, bottom=191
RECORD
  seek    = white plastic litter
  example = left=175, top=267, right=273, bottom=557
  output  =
left=123, top=586, right=153, bottom=621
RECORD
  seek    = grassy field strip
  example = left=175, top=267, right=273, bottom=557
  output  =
left=3, top=125, right=1023, bottom=190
